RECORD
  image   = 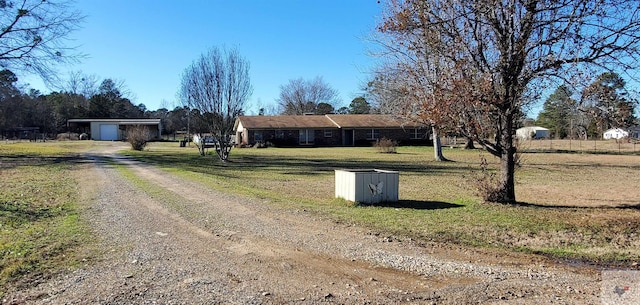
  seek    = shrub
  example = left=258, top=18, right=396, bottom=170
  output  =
left=468, top=147, right=524, bottom=202
left=126, top=125, right=151, bottom=151
left=468, top=154, right=502, bottom=202
left=56, top=133, right=79, bottom=141
left=374, top=137, right=397, bottom=153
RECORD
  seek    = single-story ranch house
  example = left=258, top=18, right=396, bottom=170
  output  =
left=67, top=118, right=162, bottom=141
left=234, top=114, right=430, bottom=147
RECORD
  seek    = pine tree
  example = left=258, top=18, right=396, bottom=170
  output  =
left=537, top=85, right=574, bottom=139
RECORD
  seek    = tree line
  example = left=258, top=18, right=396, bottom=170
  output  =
left=0, top=69, right=216, bottom=138
left=536, top=72, right=638, bottom=139
left=0, top=70, right=137, bottom=136
left=0, top=63, right=374, bottom=141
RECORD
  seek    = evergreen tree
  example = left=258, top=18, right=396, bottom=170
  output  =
left=580, top=72, right=638, bottom=134
left=536, top=85, right=574, bottom=139
left=88, top=79, right=141, bottom=118
left=348, top=96, right=370, bottom=114
left=316, top=102, right=335, bottom=114
left=0, top=70, right=22, bottom=130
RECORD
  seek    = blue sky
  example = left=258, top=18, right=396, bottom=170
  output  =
left=22, top=0, right=383, bottom=114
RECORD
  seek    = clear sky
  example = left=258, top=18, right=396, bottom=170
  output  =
left=22, top=0, right=383, bottom=114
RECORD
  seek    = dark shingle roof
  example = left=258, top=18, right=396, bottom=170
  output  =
left=326, top=114, right=420, bottom=128
left=237, top=115, right=337, bottom=129
left=236, top=114, right=424, bottom=130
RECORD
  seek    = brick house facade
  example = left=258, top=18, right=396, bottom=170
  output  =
left=234, top=114, right=430, bottom=147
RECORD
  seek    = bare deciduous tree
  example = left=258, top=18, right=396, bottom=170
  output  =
left=278, top=76, right=339, bottom=115
left=0, top=0, right=84, bottom=83
left=376, top=0, right=640, bottom=203
left=368, top=61, right=452, bottom=161
left=179, top=46, right=252, bottom=161
left=63, top=71, right=99, bottom=98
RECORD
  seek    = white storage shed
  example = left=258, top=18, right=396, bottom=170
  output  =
left=603, top=128, right=629, bottom=140
left=516, top=126, right=550, bottom=140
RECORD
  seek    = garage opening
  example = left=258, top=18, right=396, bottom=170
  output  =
left=99, top=124, right=118, bottom=140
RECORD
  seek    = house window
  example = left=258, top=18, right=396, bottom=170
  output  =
left=275, top=130, right=285, bottom=139
left=299, top=129, right=315, bottom=145
left=366, top=129, right=380, bottom=140
left=324, top=129, right=333, bottom=138
left=410, top=128, right=426, bottom=139
left=254, top=131, right=263, bottom=142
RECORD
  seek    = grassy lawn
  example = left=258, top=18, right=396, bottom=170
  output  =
left=127, top=141, right=640, bottom=264
left=0, top=141, right=95, bottom=295
left=2, top=138, right=636, bottom=292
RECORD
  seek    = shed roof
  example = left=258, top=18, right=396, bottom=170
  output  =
left=604, top=128, right=629, bottom=133
left=517, top=126, right=549, bottom=132
left=67, top=118, right=161, bottom=125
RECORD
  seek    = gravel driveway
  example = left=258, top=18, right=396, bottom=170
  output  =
left=4, top=143, right=601, bottom=304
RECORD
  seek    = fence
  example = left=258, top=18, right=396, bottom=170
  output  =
left=519, top=139, right=639, bottom=154
left=442, top=137, right=640, bottom=154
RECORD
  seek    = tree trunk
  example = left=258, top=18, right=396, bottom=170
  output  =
left=494, top=113, right=517, bottom=204
left=496, top=147, right=517, bottom=203
left=213, top=135, right=233, bottom=162
left=432, top=125, right=447, bottom=161
left=215, top=142, right=231, bottom=162
left=463, top=135, right=475, bottom=149
left=194, top=133, right=206, bottom=156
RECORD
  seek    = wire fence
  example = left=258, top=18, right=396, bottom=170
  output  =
left=443, top=137, right=640, bottom=154
left=519, top=139, right=640, bottom=154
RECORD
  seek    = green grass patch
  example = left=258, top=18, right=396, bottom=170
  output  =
left=125, top=143, right=640, bottom=264
left=0, top=142, right=94, bottom=295
left=111, top=161, right=191, bottom=214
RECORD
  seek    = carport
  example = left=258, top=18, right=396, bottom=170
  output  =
left=67, top=118, right=162, bottom=141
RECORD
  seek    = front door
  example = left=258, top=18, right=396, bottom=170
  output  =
left=343, top=129, right=354, bottom=146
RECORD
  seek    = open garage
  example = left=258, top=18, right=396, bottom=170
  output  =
left=67, top=118, right=162, bottom=141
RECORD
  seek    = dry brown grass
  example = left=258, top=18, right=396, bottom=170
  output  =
left=129, top=142, right=640, bottom=262
left=519, top=138, right=640, bottom=153
left=516, top=153, right=640, bottom=207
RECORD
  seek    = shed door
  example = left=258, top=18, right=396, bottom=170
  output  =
left=100, top=124, right=118, bottom=140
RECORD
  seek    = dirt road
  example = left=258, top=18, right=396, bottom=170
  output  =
left=4, top=143, right=602, bottom=304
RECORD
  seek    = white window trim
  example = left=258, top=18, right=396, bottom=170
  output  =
left=366, top=128, right=380, bottom=140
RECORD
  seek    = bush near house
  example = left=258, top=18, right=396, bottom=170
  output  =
left=374, top=137, right=397, bottom=153
left=126, top=125, right=152, bottom=151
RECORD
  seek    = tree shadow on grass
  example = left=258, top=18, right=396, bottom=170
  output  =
left=0, top=155, right=92, bottom=170
left=0, top=201, right=59, bottom=226
left=364, top=200, right=464, bottom=210
left=620, top=203, right=640, bottom=210
left=513, top=201, right=640, bottom=210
